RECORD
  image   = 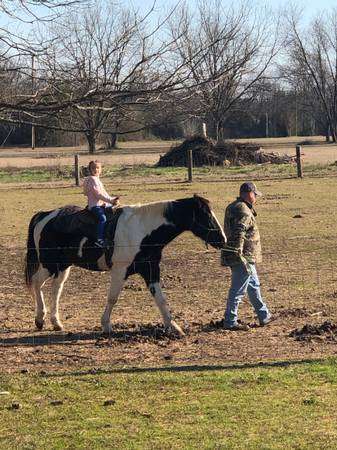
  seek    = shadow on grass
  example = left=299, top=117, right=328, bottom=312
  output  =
left=43, top=358, right=329, bottom=378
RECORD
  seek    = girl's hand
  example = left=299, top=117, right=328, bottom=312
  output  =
left=112, top=197, right=120, bottom=206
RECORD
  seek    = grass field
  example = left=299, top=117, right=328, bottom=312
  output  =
left=1, top=359, right=337, bottom=449
left=1, top=138, right=337, bottom=448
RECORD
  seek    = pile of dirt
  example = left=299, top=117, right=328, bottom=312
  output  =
left=278, top=308, right=311, bottom=319
left=157, top=136, right=295, bottom=167
left=289, top=321, right=337, bottom=342
left=94, top=322, right=184, bottom=345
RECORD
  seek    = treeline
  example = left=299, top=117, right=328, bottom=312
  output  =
left=0, top=84, right=320, bottom=146
left=0, top=1, right=336, bottom=151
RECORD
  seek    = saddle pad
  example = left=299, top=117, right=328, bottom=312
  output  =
left=50, top=205, right=123, bottom=255
left=51, top=205, right=97, bottom=235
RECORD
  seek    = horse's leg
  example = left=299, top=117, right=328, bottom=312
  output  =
left=101, top=266, right=126, bottom=334
left=50, top=267, right=71, bottom=331
left=141, top=262, right=185, bottom=337
left=149, top=282, right=185, bottom=336
left=31, top=266, right=51, bottom=330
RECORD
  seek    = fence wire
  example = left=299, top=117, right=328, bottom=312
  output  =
left=0, top=242, right=336, bottom=351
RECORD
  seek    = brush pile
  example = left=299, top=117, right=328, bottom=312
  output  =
left=157, top=136, right=295, bottom=167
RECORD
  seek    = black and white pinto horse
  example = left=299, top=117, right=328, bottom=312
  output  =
left=24, top=195, right=226, bottom=336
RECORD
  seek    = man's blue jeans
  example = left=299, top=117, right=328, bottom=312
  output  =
left=90, top=206, right=107, bottom=241
left=224, top=263, right=270, bottom=327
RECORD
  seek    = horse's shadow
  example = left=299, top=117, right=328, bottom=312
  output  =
left=0, top=323, right=181, bottom=347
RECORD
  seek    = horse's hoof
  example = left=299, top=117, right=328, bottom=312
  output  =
left=167, top=321, right=185, bottom=337
left=102, top=325, right=113, bottom=336
left=35, top=318, right=45, bottom=330
left=52, top=323, right=64, bottom=332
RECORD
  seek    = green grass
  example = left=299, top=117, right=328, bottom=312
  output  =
left=91, top=162, right=302, bottom=179
left=1, top=162, right=337, bottom=184
left=1, top=359, right=337, bottom=449
left=0, top=167, right=73, bottom=183
left=105, top=164, right=185, bottom=178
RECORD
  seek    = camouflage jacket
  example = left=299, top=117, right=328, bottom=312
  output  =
left=222, top=197, right=262, bottom=265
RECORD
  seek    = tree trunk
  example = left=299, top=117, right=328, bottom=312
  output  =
left=215, top=122, right=220, bottom=142
left=215, top=120, right=224, bottom=143
left=325, top=125, right=330, bottom=142
left=86, top=131, right=96, bottom=154
left=331, top=115, right=337, bottom=142
left=106, top=132, right=118, bottom=150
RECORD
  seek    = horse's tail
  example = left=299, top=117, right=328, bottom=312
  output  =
left=24, top=211, right=47, bottom=287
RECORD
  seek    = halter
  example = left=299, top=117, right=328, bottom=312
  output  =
left=191, top=209, right=221, bottom=249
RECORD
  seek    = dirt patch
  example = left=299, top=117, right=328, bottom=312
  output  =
left=290, top=321, right=337, bottom=342
left=1, top=136, right=337, bottom=169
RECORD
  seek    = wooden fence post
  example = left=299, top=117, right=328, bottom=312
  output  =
left=187, top=149, right=193, bottom=182
left=296, top=145, right=303, bottom=178
left=31, top=125, right=36, bottom=150
left=202, top=123, right=207, bottom=138
left=74, top=154, right=80, bottom=186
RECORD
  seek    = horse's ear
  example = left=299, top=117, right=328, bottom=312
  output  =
left=193, top=194, right=202, bottom=206
left=193, top=194, right=210, bottom=209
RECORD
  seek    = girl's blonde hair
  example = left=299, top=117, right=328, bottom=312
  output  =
left=88, top=160, right=101, bottom=175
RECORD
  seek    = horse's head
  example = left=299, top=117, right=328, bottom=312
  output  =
left=188, top=195, right=227, bottom=250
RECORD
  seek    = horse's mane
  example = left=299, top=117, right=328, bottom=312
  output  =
left=55, top=196, right=211, bottom=219
left=193, top=194, right=211, bottom=208
left=124, top=195, right=212, bottom=216
left=123, top=199, right=170, bottom=216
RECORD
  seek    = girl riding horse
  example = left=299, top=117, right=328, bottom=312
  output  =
left=83, top=160, right=119, bottom=247
left=25, top=195, right=226, bottom=335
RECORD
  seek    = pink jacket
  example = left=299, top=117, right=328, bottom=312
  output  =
left=83, top=176, right=117, bottom=208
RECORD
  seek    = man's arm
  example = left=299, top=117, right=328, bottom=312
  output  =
left=228, top=210, right=251, bottom=254
left=221, top=206, right=251, bottom=267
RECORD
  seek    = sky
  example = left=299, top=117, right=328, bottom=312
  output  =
left=129, top=0, right=337, bottom=16
left=2, top=0, right=337, bottom=33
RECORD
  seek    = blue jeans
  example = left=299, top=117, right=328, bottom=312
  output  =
left=224, top=263, right=270, bottom=327
left=90, top=206, right=107, bottom=241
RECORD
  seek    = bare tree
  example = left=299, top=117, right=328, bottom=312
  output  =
left=286, top=8, right=337, bottom=142
left=168, top=0, right=280, bottom=141
left=0, top=0, right=282, bottom=150
left=9, top=1, right=251, bottom=152
left=37, top=3, right=142, bottom=152
left=0, top=1, right=84, bottom=56
left=0, top=0, right=87, bottom=142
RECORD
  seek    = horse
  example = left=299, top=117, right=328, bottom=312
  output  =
left=24, top=195, right=227, bottom=336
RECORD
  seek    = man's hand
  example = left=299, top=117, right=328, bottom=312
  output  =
left=220, top=246, right=242, bottom=267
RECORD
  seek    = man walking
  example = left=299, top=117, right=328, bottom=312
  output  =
left=221, top=182, right=272, bottom=331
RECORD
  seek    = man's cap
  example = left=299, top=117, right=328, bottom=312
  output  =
left=239, top=182, right=262, bottom=196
